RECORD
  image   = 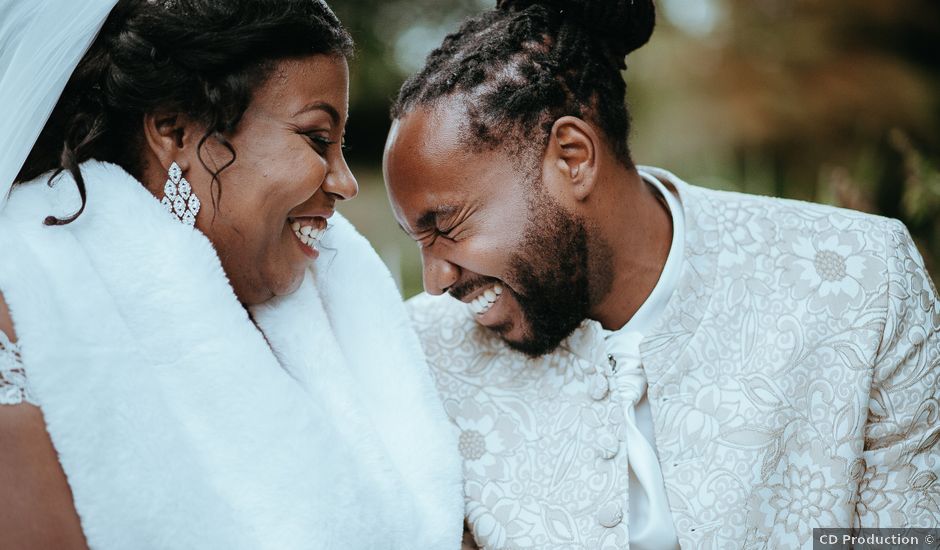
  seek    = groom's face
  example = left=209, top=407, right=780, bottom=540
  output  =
left=384, top=107, right=593, bottom=357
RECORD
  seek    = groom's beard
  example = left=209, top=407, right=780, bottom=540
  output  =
left=497, top=190, right=612, bottom=358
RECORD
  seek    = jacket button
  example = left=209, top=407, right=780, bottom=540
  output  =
left=589, top=373, right=610, bottom=401
left=595, top=431, right=620, bottom=460
left=597, top=501, right=623, bottom=528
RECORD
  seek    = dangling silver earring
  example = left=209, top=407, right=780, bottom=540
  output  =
left=160, top=161, right=200, bottom=226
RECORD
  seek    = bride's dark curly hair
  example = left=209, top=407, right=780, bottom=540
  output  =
left=16, top=0, right=353, bottom=225
left=392, top=0, right=655, bottom=170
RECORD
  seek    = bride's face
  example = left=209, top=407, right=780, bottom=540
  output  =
left=179, top=55, right=357, bottom=306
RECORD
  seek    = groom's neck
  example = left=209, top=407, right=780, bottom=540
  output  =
left=586, top=165, right=674, bottom=331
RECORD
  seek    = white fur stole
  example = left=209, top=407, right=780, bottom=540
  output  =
left=0, top=161, right=462, bottom=549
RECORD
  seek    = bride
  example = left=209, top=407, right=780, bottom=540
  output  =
left=0, top=0, right=461, bottom=548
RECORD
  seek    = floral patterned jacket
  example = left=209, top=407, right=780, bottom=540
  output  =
left=408, top=167, right=940, bottom=550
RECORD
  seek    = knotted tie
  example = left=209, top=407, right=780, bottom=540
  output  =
left=605, top=331, right=679, bottom=550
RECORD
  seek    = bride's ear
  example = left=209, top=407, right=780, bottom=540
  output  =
left=142, top=112, right=195, bottom=173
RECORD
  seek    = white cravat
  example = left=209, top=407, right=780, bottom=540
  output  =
left=605, top=331, right=680, bottom=550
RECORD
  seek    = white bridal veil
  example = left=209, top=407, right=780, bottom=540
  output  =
left=0, top=0, right=119, bottom=209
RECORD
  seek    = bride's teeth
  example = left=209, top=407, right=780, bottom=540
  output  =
left=484, top=289, right=496, bottom=301
left=493, top=284, right=503, bottom=295
left=292, top=219, right=328, bottom=251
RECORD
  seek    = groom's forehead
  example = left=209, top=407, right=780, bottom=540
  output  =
left=386, top=106, right=529, bottom=230
left=386, top=106, right=464, bottom=159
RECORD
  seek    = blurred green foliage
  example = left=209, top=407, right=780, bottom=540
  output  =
left=331, top=0, right=940, bottom=298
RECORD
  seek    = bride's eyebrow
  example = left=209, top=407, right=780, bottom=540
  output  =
left=291, top=101, right=341, bottom=125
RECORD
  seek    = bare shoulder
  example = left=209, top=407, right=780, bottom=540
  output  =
left=0, top=404, right=89, bottom=548
left=0, top=295, right=88, bottom=549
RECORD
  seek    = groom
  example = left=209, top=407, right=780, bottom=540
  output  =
left=383, top=1, right=940, bottom=549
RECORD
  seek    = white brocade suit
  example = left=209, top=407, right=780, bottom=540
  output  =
left=408, top=167, right=940, bottom=549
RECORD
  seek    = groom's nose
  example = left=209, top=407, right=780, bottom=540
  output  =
left=421, top=249, right=460, bottom=295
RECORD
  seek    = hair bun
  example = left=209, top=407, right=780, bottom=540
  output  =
left=497, top=0, right=655, bottom=58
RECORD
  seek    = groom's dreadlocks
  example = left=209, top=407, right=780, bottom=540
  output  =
left=392, top=0, right=656, bottom=168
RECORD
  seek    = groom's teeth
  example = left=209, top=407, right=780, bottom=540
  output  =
left=469, top=283, right=504, bottom=316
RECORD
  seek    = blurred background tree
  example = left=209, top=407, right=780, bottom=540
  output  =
left=330, top=0, right=940, bottom=298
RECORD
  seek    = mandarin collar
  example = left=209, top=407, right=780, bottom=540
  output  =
left=559, top=166, right=719, bottom=386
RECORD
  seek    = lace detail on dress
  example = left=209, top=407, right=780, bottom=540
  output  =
left=0, top=330, right=34, bottom=406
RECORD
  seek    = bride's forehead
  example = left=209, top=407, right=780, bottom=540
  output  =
left=252, top=55, right=349, bottom=113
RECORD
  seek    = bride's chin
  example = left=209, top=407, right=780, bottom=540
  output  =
left=268, top=269, right=306, bottom=299
left=232, top=264, right=305, bottom=306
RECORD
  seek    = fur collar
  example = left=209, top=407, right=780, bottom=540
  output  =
left=0, top=161, right=462, bottom=549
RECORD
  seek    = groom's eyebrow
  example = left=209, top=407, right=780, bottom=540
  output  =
left=397, top=205, right=460, bottom=239
left=414, top=205, right=458, bottom=232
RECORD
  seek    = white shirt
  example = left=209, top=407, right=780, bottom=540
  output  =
left=600, top=170, right=684, bottom=549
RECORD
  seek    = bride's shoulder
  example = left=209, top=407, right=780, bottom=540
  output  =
left=0, top=381, right=87, bottom=548
left=0, top=293, right=87, bottom=548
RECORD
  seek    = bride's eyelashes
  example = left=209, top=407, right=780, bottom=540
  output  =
left=303, top=131, right=334, bottom=153
left=303, top=131, right=348, bottom=155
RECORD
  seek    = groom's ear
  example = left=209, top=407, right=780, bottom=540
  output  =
left=545, top=116, right=598, bottom=202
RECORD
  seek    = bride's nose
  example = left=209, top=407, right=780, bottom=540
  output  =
left=323, top=155, right=358, bottom=201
